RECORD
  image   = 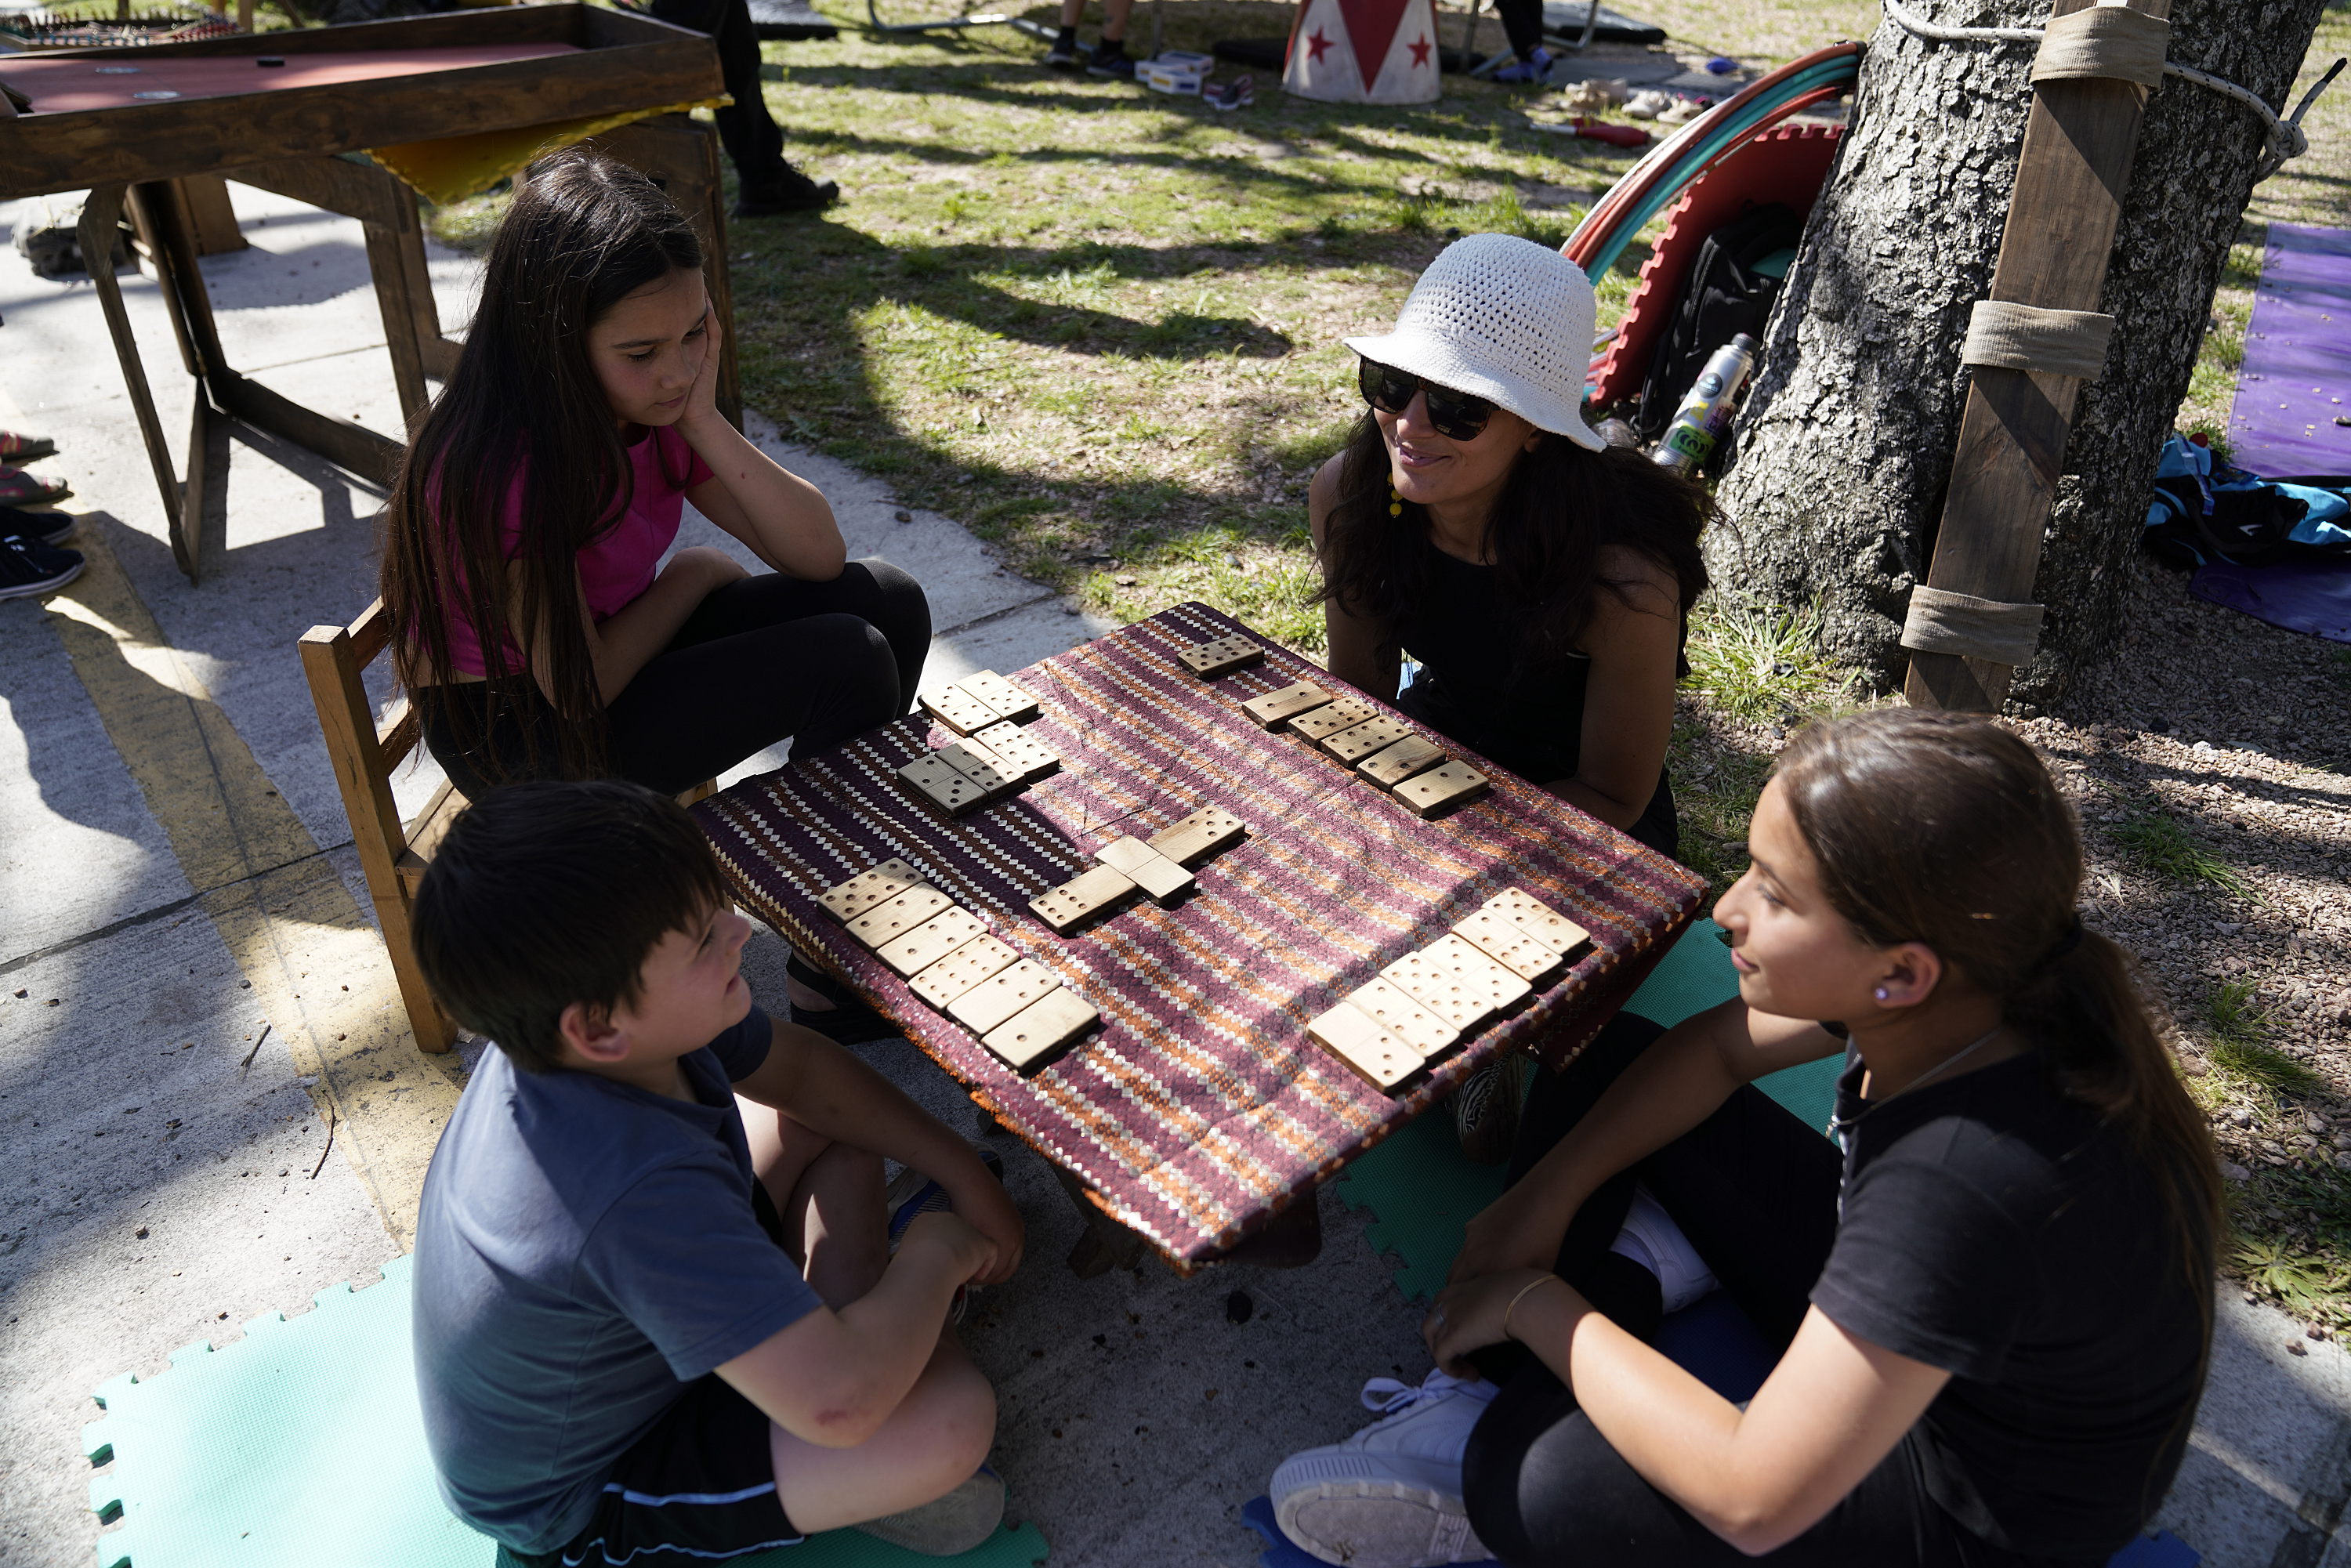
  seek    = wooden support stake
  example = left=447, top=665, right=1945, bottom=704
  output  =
left=1904, top=0, right=2167, bottom=714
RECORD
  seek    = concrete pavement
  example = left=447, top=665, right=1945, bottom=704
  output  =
left=1, top=180, right=2346, bottom=1568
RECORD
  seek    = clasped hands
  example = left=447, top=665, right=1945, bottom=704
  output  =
left=1424, top=1182, right=1592, bottom=1377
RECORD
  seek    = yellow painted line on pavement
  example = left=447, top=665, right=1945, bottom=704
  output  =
left=38, top=517, right=457, bottom=1247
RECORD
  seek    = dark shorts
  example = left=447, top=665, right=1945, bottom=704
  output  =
left=508, top=1375, right=801, bottom=1568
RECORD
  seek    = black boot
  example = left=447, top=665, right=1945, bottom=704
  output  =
left=734, top=165, right=839, bottom=218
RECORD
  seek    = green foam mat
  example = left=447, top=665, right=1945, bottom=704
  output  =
left=1335, top=921, right=1842, bottom=1300
left=83, top=1253, right=1049, bottom=1568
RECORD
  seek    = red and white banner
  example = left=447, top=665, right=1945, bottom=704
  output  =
left=1282, top=0, right=1440, bottom=103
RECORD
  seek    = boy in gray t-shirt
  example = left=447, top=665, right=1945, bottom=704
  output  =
left=410, top=780, right=1024, bottom=1565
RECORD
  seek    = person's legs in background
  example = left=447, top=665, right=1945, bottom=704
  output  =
left=647, top=0, right=840, bottom=215
left=1486, top=0, right=1552, bottom=83
left=1042, top=0, right=1136, bottom=75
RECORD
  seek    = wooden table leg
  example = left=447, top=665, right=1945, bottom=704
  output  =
left=1219, top=1193, right=1324, bottom=1269
left=1052, top=1165, right=1150, bottom=1278
left=78, top=183, right=193, bottom=572
left=362, top=217, right=433, bottom=434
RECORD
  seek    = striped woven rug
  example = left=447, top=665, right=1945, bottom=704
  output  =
left=697, top=603, right=1705, bottom=1269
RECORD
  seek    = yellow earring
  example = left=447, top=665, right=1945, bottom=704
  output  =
left=1388, top=483, right=1404, bottom=518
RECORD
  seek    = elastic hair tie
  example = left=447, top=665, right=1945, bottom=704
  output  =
left=2041, top=916, right=2085, bottom=971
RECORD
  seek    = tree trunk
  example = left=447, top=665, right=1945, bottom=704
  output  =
left=1712, top=0, right=2327, bottom=704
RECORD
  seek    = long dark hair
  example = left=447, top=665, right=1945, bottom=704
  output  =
left=379, top=149, right=704, bottom=783
left=1317, top=413, right=1715, bottom=660
left=1777, top=710, right=2220, bottom=1382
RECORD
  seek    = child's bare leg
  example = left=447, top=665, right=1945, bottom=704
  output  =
left=769, top=1331, right=996, bottom=1534
left=737, top=1096, right=887, bottom=1306
left=1057, top=0, right=1084, bottom=27
left=1098, top=0, right=1132, bottom=41
left=786, top=1139, right=889, bottom=1309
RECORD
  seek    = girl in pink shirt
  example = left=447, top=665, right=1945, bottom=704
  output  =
left=380, top=150, right=929, bottom=809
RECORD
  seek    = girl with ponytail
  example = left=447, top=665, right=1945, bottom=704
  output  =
left=1268, top=708, right=2219, bottom=1568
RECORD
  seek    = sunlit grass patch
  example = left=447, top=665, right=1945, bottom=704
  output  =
left=2113, top=813, right=2255, bottom=901
left=2208, top=979, right=2324, bottom=1097
left=1682, top=593, right=1859, bottom=727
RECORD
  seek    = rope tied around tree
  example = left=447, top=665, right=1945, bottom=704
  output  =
left=1878, top=0, right=2345, bottom=182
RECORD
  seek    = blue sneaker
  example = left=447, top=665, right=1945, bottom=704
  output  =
left=887, top=1146, right=1005, bottom=1325
left=1490, top=46, right=1552, bottom=85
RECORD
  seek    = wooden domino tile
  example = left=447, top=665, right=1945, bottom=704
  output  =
left=819, top=858, right=923, bottom=922
left=1321, top=715, right=1414, bottom=765
left=919, top=684, right=1001, bottom=736
left=948, top=958, right=1062, bottom=1034
left=1306, top=1001, right=1422, bottom=1091
left=983, top=987, right=1099, bottom=1072
left=875, top=905, right=987, bottom=977
left=1381, top=947, right=1498, bottom=1033
left=1453, top=908, right=1565, bottom=983
left=1484, top=889, right=1593, bottom=958
left=933, top=738, right=1016, bottom=796
left=1145, top=805, right=1248, bottom=867
left=1393, top=761, right=1491, bottom=818
left=1240, top=680, right=1333, bottom=729
left=1094, top=835, right=1194, bottom=903
left=909, top=933, right=1020, bottom=1009
left=1344, top=975, right=1460, bottom=1056
left=955, top=670, right=1041, bottom=724
left=1027, top=864, right=1138, bottom=933
left=844, top=885, right=951, bottom=949
left=1176, top=634, right=1264, bottom=678
left=1422, top=932, right=1534, bottom=1013
left=973, top=721, right=1059, bottom=783
left=1290, top=697, right=1376, bottom=745
left=1357, top=735, right=1447, bottom=789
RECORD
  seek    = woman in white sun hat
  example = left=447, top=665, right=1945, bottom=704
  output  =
left=1313, top=232, right=1711, bottom=856
left=1312, top=233, right=1714, bottom=1165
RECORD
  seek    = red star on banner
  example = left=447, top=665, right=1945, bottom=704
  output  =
left=1306, top=26, right=1334, bottom=61
left=1408, top=31, right=1431, bottom=65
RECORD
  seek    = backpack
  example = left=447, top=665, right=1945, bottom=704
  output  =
left=2142, top=436, right=2351, bottom=569
left=1633, top=201, right=1805, bottom=444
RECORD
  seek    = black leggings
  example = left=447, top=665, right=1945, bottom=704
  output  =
left=647, top=0, right=793, bottom=195
left=420, top=560, right=930, bottom=800
left=1461, top=1018, right=2038, bottom=1568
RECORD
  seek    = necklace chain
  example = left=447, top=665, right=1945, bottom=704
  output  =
left=1830, top=1026, right=2005, bottom=1132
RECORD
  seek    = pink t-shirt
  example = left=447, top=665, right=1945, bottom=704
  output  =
left=442, top=425, right=715, bottom=679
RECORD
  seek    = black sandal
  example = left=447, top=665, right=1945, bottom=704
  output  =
left=785, top=952, right=904, bottom=1045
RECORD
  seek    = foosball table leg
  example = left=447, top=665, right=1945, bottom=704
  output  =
left=1052, top=1166, right=1150, bottom=1278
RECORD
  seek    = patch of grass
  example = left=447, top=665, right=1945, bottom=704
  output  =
left=1682, top=593, right=1857, bottom=726
left=2231, top=1235, right=2348, bottom=1324
left=1666, top=714, right=1776, bottom=892
left=2208, top=979, right=2324, bottom=1097
left=2112, top=813, right=2255, bottom=900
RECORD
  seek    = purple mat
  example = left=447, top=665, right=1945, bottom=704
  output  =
left=2191, top=556, right=2351, bottom=643
left=2229, top=223, right=2351, bottom=476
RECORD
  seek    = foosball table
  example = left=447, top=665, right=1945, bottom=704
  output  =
left=698, top=605, right=1708, bottom=1276
left=0, top=5, right=737, bottom=581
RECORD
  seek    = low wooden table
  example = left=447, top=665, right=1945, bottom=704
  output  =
left=0, top=6, right=736, bottom=581
left=697, top=603, right=1705, bottom=1274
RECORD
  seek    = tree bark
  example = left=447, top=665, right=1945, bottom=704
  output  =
left=1712, top=0, right=2327, bottom=704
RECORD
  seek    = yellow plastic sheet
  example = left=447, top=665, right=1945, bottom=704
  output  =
left=368, top=96, right=728, bottom=206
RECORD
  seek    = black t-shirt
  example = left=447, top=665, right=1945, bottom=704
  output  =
left=1810, top=1047, right=2207, bottom=1563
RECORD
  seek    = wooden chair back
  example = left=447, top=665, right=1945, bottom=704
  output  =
left=299, top=602, right=719, bottom=1056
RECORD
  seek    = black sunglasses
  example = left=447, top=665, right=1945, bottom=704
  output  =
left=1357, top=358, right=1498, bottom=441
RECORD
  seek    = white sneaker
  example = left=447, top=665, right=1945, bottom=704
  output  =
left=1269, top=1370, right=1499, bottom=1566
left=1608, top=1185, right=1717, bottom=1312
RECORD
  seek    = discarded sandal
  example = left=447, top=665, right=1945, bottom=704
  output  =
left=0, top=430, right=58, bottom=462
left=0, top=466, right=70, bottom=506
left=1204, top=72, right=1255, bottom=110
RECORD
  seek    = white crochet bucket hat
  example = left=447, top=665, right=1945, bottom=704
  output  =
left=1344, top=233, right=1603, bottom=451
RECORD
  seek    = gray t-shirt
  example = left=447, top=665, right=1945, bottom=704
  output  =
left=412, top=1007, right=820, bottom=1554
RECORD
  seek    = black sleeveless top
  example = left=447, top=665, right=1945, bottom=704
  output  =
left=1389, top=531, right=1679, bottom=856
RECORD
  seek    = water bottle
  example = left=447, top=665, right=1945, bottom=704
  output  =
left=1651, top=333, right=1760, bottom=475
